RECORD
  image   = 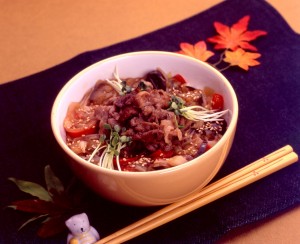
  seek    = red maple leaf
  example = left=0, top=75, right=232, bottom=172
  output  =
left=177, top=41, right=214, bottom=61
left=207, top=15, right=267, bottom=51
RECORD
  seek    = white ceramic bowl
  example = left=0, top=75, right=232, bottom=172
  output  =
left=51, top=51, right=238, bottom=206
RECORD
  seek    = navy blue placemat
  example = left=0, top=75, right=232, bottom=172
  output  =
left=0, top=0, right=299, bottom=243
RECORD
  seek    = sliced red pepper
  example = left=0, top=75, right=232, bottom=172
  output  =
left=173, top=74, right=187, bottom=84
left=211, top=93, right=224, bottom=110
left=113, top=150, right=174, bottom=171
left=150, top=149, right=174, bottom=159
left=113, top=156, right=141, bottom=171
left=118, top=156, right=141, bottom=164
left=64, top=121, right=98, bottom=138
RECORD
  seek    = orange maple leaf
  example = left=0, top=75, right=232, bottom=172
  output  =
left=177, top=41, right=214, bottom=62
left=207, top=15, right=267, bottom=51
left=223, top=48, right=261, bottom=71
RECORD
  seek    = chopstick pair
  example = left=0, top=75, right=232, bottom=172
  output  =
left=96, top=145, right=298, bottom=244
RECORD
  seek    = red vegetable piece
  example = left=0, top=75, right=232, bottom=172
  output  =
left=211, top=93, right=224, bottom=110
left=63, top=102, right=98, bottom=138
left=173, top=74, right=187, bottom=84
left=150, top=149, right=174, bottom=159
left=118, top=156, right=141, bottom=165
left=113, top=156, right=141, bottom=171
left=64, top=122, right=98, bottom=138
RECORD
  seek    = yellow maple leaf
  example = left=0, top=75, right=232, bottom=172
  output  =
left=223, top=48, right=261, bottom=71
left=177, top=41, right=214, bottom=62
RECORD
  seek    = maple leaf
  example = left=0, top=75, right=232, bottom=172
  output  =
left=177, top=41, right=214, bottom=62
left=207, top=15, right=267, bottom=51
left=223, top=48, right=261, bottom=71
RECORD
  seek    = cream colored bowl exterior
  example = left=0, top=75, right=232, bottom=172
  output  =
left=51, top=51, right=238, bottom=206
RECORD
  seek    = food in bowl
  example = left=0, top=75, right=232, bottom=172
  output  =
left=51, top=51, right=238, bottom=206
left=64, top=68, right=228, bottom=172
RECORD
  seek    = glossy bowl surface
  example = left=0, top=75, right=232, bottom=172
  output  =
left=51, top=51, right=238, bottom=206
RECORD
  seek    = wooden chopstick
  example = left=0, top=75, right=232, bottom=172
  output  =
left=97, top=145, right=298, bottom=244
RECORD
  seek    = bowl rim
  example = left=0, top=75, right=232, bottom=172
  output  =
left=51, top=50, right=238, bottom=177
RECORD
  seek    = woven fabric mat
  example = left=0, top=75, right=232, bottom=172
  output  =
left=0, top=0, right=299, bottom=243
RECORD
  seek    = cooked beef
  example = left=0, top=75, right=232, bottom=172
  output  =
left=65, top=70, right=227, bottom=172
left=92, top=86, right=188, bottom=153
left=89, top=80, right=118, bottom=105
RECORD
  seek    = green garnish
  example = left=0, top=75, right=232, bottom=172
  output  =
left=168, top=95, right=228, bottom=122
left=106, top=67, right=132, bottom=95
left=88, top=124, right=131, bottom=171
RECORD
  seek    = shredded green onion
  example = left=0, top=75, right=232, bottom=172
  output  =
left=88, top=124, right=131, bottom=171
left=169, top=95, right=228, bottom=122
left=106, top=67, right=132, bottom=95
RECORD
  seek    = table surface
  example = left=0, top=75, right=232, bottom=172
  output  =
left=1, top=0, right=299, bottom=243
